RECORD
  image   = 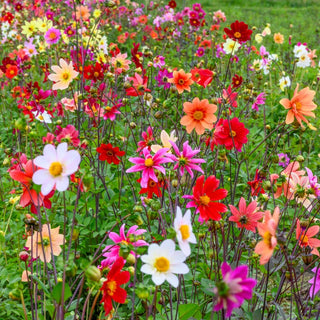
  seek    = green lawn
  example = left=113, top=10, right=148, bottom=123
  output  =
left=192, top=0, right=320, bottom=48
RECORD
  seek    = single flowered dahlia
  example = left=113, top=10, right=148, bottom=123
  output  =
left=229, top=197, right=264, bottom=232
left=137, top=126, right=154, bottom=153
left=25, top=224, right=64, bottom=263
left=32, top=142, right=81, bottom=195
left=277, top=153, right=290, bottom=168
left=100, top=257, right=130, bottom=316
left=111, top=52, right=131, bottom=74
left=96, top=143, right=125, bottom=164
left=255, top=207, right=280, bottom=265
left=155, top=69, right=173, bottom=90
left=140, top=239, right=189, bottom=287
left=180, top=98, right=217, bottom=135
left=232, top=74, right=243, bottom=88
left=222, top=85, right=238, bottom=108
left=224, top=20, right=252, bottom=43
left=213, top=262, right=257, bottom=317
left=280, top=83, right=317, bottom=127
left=168, top=140, right=205, bottom=178
left=48, top=58, right=79, bottom=90
left=252, top=92, right=266, bottom=111
left=168, top=69, right=194, bottom=94
left=174, top=207, right=196, bottom=257
left=101, top=224, right=148, bottom=267
left=215, top=118, right=249, bottom=152
left=126, top=147, right=173, bottom=188
left=125, top=73, right=150, bottom=96
left=183, top=175, right=228, bottom=221
left=296, top=219, right=320, bottom=256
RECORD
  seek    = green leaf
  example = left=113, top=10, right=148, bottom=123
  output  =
left=51, top=282, right=72, bottom=304
left=178, top=303, right=201, bottom=320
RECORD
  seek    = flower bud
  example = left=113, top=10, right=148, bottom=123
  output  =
left=19, top=251, right=29, bottom=261
left=126, top=254, right=136, bottom=265
left=85, top=266, right=101, bottom=282
left=296, top=155, right=304, bottom=162
left=128, top=266, right=135, bottom=276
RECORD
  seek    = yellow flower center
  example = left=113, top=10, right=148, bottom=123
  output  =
left=49, top=161, right=63, bottom=177
left=144, top=158, right=154, bottom=167
left=180, top=225, right=190, bottom=240
left=62, top=72, right=70, bottom=81
left=300, top=234, right=309, bottom=246
left=263, top=231, right=272, bottom=247
left=105, top=106, right=112, bottom=111
left=230, top=130, right=236, bottom=137
left=94, top=71, right=99, bottom=78
left=106, top=280, right=117, bottom=296
left=234, top=32, right=241, bottom=38
left=49, top=32, right=57, bottom=39
left=199, top=195, right=210, bottom=206
left=38, top=236, right=50, bottom=247
left=294, top=102, right=302, bottom=110
left=178, top=78, right=185, bottom=85
left=193, top=110, right=204, bottom=120
left=154, top=257, right=170, bottom=272
left=38, top=115, right=44, bottom=121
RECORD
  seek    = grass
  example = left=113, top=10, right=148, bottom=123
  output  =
left=192, top=0, right=320, bottom=47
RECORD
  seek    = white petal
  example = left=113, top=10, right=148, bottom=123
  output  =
left=62, top=150, right=81, bottom=175
left=34, top=156, right=50, bottom=169
left=55, top=176, right=69, bottom=192
left=170, top=263, right=189, bottom=274
left=59, top=58, right=68, bottom=69
left=166, top=273, right=179, bottom=288
left=147, top=243, right=160, bottom=256
left=152, top=273, right=166, bottom=286
left=56, top=143, right=68, bottom=161
left=41, top=180, right=55, bottom=196
left=183, top=209, right=191, bottom=222
left=171, top=250, right=186, bottom=264
left=178, top=241, right=191, bottom=257
left=43, top=144, right=57, bottom=161
left=141, top=264, right=154, bottom=275
left=32, top=169, right=52, bottom=184
left=188, top=233, right=197, bottom=244
left=160, top=239, right=176, bottom=257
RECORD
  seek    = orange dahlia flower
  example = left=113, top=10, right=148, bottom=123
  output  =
left=180, top=98, right=217, bottom=135
left=168, top=69, right=194, bottom=94
left=280, top=84, right=317, bottom=127
left=254, top=207, right=280, bottom=265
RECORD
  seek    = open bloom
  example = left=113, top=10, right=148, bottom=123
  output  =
left=168, top=69, right=194, bottom=94
left=296, top=219, right=320, bottom=256
left=224, top=20, right=252, bottom=43
left=100, top=257, right=130, bottom=316
left=96, top=143, right=125, bottom=164
left=141, top=239, right=189, bottom=287
left=25, top=224, right=64, bottom=263
left=183, top=175, right=228, bottom=221
left=180, top=98, right=217, bottom=135
left=215, top=118, right=249, bottom=152
left=174, top=207, right=196, bottom=256
left=44, top=28, right=61, bottom=45
left=168, top=141, right=205, bottom=178
left=280, top=84, right=317, bottom=127
left=213, top=262, right=257, bottom=317
left=101, top=224, right=148, bottom=267
left=229, top=197, right=264, bottom=232
left=255, top=207, right=280, bottom=265
left=126, top=147, right=173, bottom=188
left=32, top=142, right=81, bottom=195
left=48, top=58, right=79, bottom=90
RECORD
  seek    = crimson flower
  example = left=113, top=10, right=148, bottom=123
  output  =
left=232, top=74, right=243, bottom=88
left=191, top=68, right=214, bottom=88
left=137, top=177, right=164, bottom=198
left=125, top=73, right=150, bottom=96
left=100, top=257, right=130, bottom=316
left=247, top=169, right=265, bottom=196
left=214, top=118, right=249, bottom=152
left=137, top=126, right=154, bottom=153
left=224, top=20, right=252, bottom=43
left=96, top=143, right=125, bottom=164
left=183, top=175, right=228, bottom=221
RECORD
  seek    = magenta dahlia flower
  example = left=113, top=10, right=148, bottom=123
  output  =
left=213, top=262, right=256, bottom=317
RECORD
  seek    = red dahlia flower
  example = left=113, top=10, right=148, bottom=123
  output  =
left=215, top=118, right=249, bottom=152
left=96, top=143, right=125, bottom=164
left=100, top=257, right=130, bottom=316
left=224, top=20, right=252, bottom=43
left=183, top=175, right=228, bottom=221
left=232, top=74, right=243, bottom=88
